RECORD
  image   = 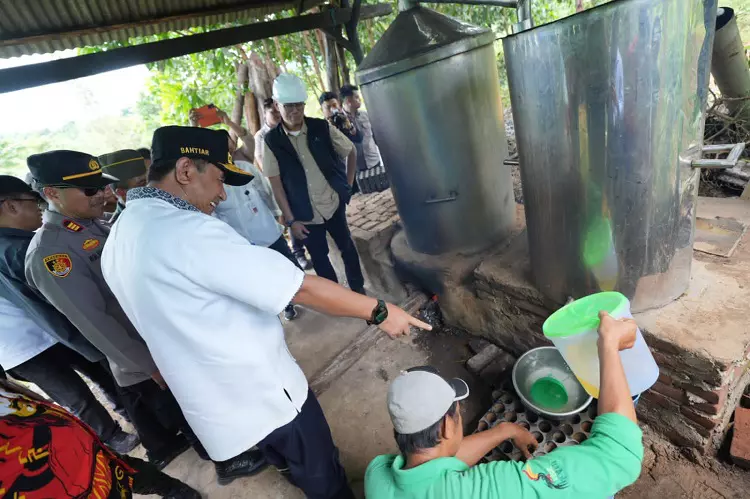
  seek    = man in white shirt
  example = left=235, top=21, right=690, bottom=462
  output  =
left=213, top=156, right=300, bottom=320
left=102, top=125, right=430, bottom=498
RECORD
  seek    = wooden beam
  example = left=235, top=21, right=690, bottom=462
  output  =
left=0, top=4, right=392, bottom=94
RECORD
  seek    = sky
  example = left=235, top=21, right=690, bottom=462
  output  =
left=0, top=50, right=150, bottom=135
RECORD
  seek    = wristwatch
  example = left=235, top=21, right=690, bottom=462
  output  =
left=367, top=299, right=388, bottom=326
left=285, top=219, right=296, bottom=228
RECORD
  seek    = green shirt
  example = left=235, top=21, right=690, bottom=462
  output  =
left=365, top=413, right=643, bottom=499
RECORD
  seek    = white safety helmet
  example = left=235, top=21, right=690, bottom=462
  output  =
left=272, top=73, right=308, bottom=104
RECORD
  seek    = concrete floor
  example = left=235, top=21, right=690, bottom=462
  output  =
left=136, top=303, right=487, bottom=498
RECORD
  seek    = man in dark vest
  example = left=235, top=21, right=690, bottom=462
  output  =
left=263, top=74, right=366, bottom=294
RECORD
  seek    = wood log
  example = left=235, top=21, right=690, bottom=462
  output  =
left=273, top=37, right=288, bottom=72
left=324, top=35, right=341, bottom=95
left=336, top=41, right=350, bottom=84
left=303, top=30, right=325, bottom=93
left=244, top=90, right=260, bottom=136
left=230, top=61, right=249, bottom=138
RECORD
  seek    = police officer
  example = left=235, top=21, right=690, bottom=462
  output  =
left=22, top=151, right=189, bottom=470
left=98, top=149, right=149, bottom=223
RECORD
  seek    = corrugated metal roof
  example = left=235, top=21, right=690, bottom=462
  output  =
left=0, top=0, right=323, bottom=58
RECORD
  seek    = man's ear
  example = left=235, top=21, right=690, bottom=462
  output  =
left=440, top=415, right=451, bottom=441
left=174, top=157, right=193, bottom=185
left=43, top=186, right=60, bottom=205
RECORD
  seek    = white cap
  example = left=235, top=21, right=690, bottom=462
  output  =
left=387, top=366, right=469, bottom=434
left=272, top=73, right=308, bottom=104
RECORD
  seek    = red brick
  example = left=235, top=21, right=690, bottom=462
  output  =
left=677, top=382, right=726, bottom=406
left=680, top=406, right=720, bottom=430
left=731, top=407, right=750, bottom=470
left=651, top=381, right=686, bottom=404
left=641, top=390, right=678, bottom=409
left=657, top=372, right=673, bottom=386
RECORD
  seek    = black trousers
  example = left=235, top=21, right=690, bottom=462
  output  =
left=123, top=455, right=190, bottom=495
left=302, top=202, right=364, bottom=291
left=9, top=343, right=119, bottom=441
left=289, top=231, right=305, bottom=255
left=116, top=379, right=206, bottom=459
left=269, top=235, right=303, bottom=270
left=256, top=389, right=354, bottom=499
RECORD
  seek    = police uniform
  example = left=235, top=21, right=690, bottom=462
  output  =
left=23, top=150, right=200, bottom=468
left=99, top=149, right=148, bottom=224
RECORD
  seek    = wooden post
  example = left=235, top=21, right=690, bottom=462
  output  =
left=273, top=37, right=288, bottom=72
left=231, top=61, right=249, bottom=139
left=244, top=89, right=260, bottom=136
left=303, top=30, right=326, bottom=93
left=336, top=41, right=350, bottom=84
left=341, top=0, right=365, bottom=65
left=324, top=35, right=341, bottom=95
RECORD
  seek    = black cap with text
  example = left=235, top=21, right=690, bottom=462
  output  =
left=151, top=126, right=253, bottom=186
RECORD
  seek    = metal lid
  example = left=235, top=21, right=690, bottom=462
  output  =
left=356, top=6, right=495, bottom=85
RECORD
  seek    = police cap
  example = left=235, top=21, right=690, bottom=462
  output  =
left=27, top=150, right=117, bottom=189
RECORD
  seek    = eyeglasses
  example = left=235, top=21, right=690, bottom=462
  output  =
left=47, top=184, right=105, bottom=197
left=282, top=102, right=305, bottom=111
left=0, top=197, right=47, bottom=209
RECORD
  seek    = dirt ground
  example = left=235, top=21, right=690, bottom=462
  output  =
left=620, top=427, right=750, bottom=499
left=67, top=301, right=750, bottom=499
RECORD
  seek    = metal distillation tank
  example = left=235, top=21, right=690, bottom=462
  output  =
left=356, top=6, right=515, bottom=255
left=503, top=0, right=718, bottom=311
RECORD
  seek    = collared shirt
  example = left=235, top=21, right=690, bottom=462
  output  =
left=254, top=123, right=272, bottom=165
left=348, top=109, right=382, bottom=169
left=0, top=227, right=102, bottom=367
left=365, top=413, right=643, bottom=499
left=214, top=160, right=283, bottom=247
left=263, top=122, right=354, bottom=224
left=0, top=296, right=56, bottom=369
left=25, top=210, right=157, bottom=387
left=102, top=186, right=307, bottom=461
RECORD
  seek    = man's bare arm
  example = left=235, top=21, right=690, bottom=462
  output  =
left=269, top=175, right=294, bottom=222
left=597, top=311, right=638, bottom=423
left=293, top=274, right=431, bottom=338
left=456, top=422, right=538, bottom=466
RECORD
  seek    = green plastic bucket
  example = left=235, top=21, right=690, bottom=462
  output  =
left=543, top=291, right=630, bottom=339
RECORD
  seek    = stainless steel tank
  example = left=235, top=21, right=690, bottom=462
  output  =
left=356, top=6, right=515, bottom=255
left=503, top=0, right=717, bottom=311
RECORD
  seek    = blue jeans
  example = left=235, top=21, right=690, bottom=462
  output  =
left=302, top=202, right=364, bottom=291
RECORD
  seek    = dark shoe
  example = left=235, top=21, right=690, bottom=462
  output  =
left=148, top=436, right=191, bottom=471
left=215, top=448, right=268, bottom=486
left=295, top=252, right=313, bottom=270
left=104, top=429, right=140, bottom=454
left=283, top=304, right=298, bottom=321
left=164, top=483, right=202, bottom=499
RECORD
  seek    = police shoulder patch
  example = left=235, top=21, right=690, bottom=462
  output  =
left=82, top=238, right=100, bottom=251
left=43, top=254, right=72, bottom=278
left=62, top=219, right=83, bottom=232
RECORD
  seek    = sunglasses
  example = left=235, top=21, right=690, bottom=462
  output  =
left=47, top=184, right=105, bottom=197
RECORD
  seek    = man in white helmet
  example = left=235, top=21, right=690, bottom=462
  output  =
left=263, top=73, right=366, bottom=295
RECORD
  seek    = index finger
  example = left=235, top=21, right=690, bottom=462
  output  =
left=409, top=316, right=432, bottom=331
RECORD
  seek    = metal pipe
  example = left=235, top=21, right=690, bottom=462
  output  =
left=711, top=7, right=750, bottom=120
